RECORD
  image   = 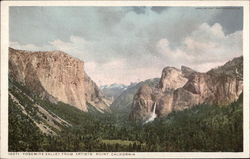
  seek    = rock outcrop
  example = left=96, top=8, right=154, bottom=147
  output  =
left=111, top=78, right=159, bottom=115
left=9, top=48, right=109, bottom=112
left=130, top=56, right=243, bottom=121
left=159, top=67, right=188, bottom=92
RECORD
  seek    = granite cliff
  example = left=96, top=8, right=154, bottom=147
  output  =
left=9, top=48, right=109, bottom=112
left=130, top=56, right=243, bottom=121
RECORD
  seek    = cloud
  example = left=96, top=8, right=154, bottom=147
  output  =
left=9, top=7, right=243, bottom=85
left=151, top=7, right=169, bottom=14
left=10, top=22, right=242, bottom=85
left=85, top=59, right=162, bottom=86
left=156, top=23, right=242, bottom=72
left=49, top=36, right=95, bottom=62
left=209, top=7, right=243, bottom=34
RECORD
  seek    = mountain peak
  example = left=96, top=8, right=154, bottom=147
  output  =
left=100, top=83, right=127, bottom=90
left=162, top=66, right=180, bottom=72
left=9, top=47, right=83, bottom=63
left=159, top=66, right=188, bottom=91
left=207, top=56, right=243, bottom=79
left=181, top=65, right=196, bottom=78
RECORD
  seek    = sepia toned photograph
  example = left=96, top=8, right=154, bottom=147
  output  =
left=1, top=0, right=250, bottom=158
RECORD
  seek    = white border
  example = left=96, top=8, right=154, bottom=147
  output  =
left=1, top=1, right=249, bottom=158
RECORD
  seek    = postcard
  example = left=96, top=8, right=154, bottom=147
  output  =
left=1, top=0, right=249, bottom=158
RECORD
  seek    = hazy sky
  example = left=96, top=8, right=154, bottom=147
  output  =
left=10, top=7, right=243, bottom=86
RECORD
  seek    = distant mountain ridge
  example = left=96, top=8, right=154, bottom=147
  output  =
left=130, top=56, right=243, bottom=121
left=100, top=83, right=129, bottom=102
left=100, top=83, right=128, bottom=90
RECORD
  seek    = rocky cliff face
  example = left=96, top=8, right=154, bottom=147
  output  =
left=130, top=56, right=243, bottom=121
left=9, top=48, right=109, bottom=112
left=159, top=67, right=188, bottom=92
left=111, top=78, right=159, bottom=115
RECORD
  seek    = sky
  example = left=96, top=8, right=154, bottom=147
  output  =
left=9, top=7, right=243, bottom=86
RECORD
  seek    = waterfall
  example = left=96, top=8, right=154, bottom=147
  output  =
left=144, top=102, right=157, bottom=124
left=152, top=102, right=156, bottom=115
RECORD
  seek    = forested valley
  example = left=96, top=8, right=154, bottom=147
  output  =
left=9, top=78, right=243, bottom=152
